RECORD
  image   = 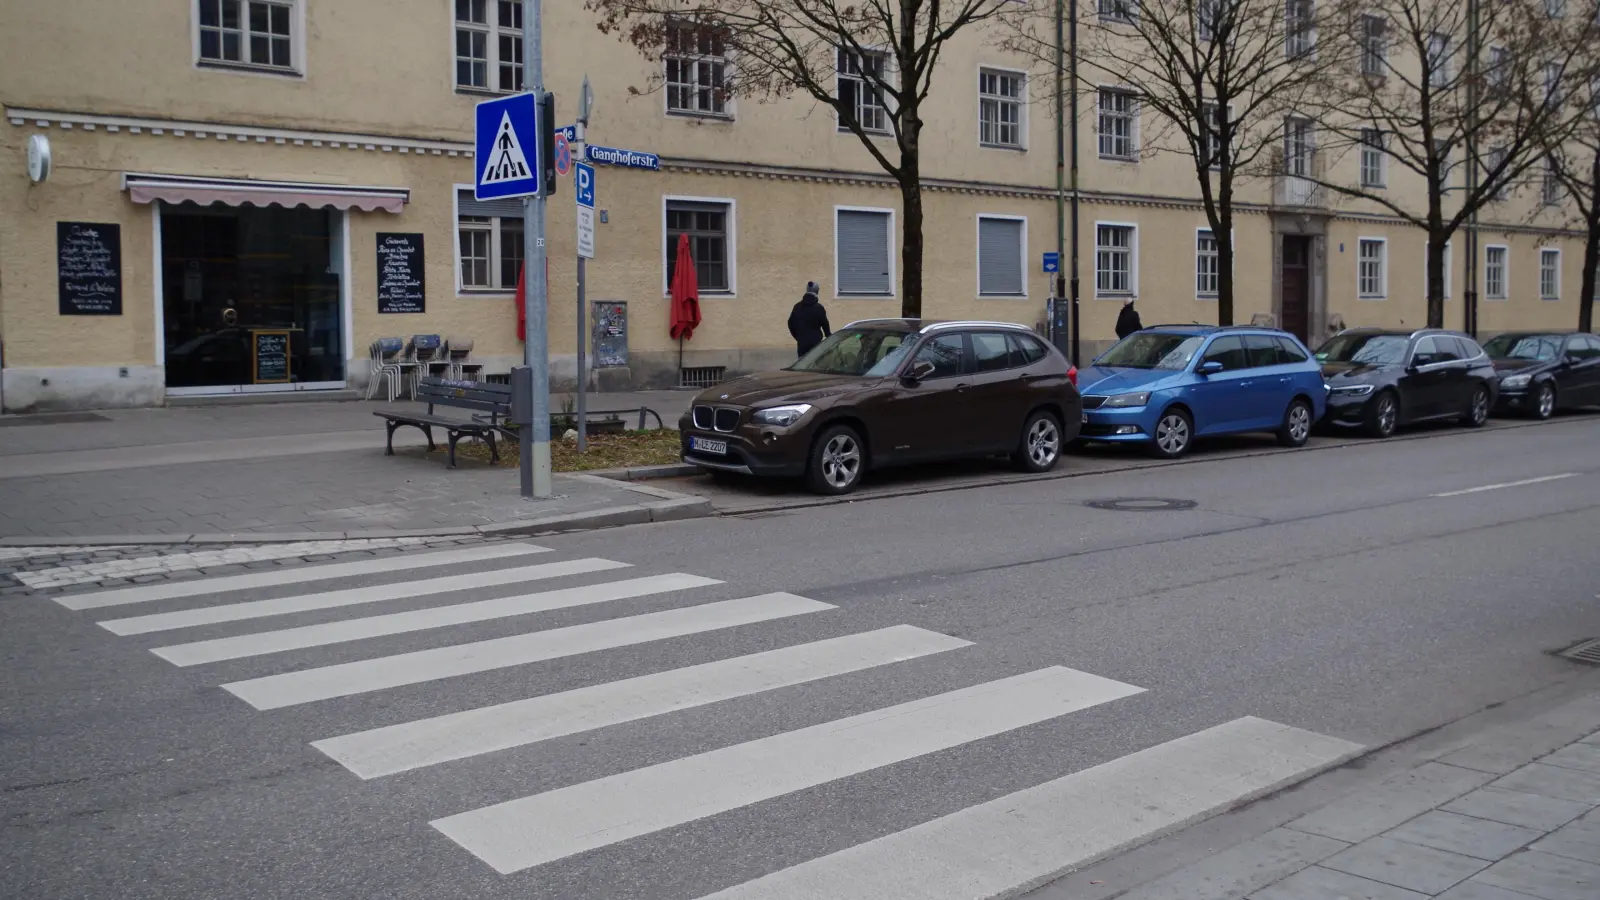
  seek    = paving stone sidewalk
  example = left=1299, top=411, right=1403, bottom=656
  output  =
left=1108, top=696, right=1600, bottom=900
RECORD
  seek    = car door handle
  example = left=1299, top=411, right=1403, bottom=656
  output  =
left=955, top=383, right=970, bottom=391
left=1279, top=376, right=1291, bottom=383
left=1238, top=380, right=1252, bottom=387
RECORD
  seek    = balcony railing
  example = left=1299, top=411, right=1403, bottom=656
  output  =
left=1271, top=156, right=1327, bottom=209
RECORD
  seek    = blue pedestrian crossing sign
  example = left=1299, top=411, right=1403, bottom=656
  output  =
left=1042, top=251, right=1060, bottom=273
left=474, top=93, right=542, bottom=201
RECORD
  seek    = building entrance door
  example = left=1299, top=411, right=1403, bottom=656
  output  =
left=161, top=204, right=344, bottom=391
left=1281, top=235, right=1311, bottom=342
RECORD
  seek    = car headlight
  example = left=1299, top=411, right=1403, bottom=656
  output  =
left=1102, top=391, right=1151, bottom=408
left=1330, top=384, right=1375, bottom=396
left=751, top=404, right=812, bottom=426
left=1500, top=373, right=1531, bottom=390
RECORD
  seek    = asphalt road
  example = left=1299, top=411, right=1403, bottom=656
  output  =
left=4, top=414, right=1600, bottom=900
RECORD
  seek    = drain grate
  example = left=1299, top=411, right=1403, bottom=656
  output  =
left=680, top=366, right=727, bottom=389
left=1084, top=498, right=1198, bottom=512
left=1557, top=639, right=1600, bottom=665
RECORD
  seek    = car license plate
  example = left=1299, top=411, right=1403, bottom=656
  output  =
left=691, top=436, right=728, bottom=455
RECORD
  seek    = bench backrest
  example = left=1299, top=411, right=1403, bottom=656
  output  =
left=417, top=376, right=512, bottom=414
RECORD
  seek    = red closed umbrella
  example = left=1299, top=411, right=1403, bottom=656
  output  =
left=513, top=258, right=548, bottom=343
left=669, top=233, right=701, bottom=341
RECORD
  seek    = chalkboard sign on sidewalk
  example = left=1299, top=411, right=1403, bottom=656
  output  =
left=57, top=222, right=123, bottom=316
left=376, top=233, right=425, bottom=314
left=252, top=330, right=291, bottom=384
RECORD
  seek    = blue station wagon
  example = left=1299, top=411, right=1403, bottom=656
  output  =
left=1078, top=325, right=1328, bottom=458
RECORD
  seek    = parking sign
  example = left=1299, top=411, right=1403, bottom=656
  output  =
left=575, top=162, right=595, bottom=260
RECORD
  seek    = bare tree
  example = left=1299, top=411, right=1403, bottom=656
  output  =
left=585, top=0, right=1020, bottom=318
left=1302, top=0, right=1597, bottom=328
left=1543, top=57, right=1600, bottom=333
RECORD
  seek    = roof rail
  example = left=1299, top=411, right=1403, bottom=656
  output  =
left=919, top=320, right=1031, bottom=333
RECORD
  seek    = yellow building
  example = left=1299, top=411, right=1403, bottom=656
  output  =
left=0, top=1, right=1584, bottom=411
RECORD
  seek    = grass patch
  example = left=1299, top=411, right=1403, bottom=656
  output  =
left=432, top=428, right=682, bottom=472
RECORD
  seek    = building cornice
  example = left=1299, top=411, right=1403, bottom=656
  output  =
left=5, top=107, right=475, bottom=157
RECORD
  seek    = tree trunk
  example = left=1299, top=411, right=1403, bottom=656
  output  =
left=1216, top=211, right=1235, bottom=327
left=1426, top=233, right=1447, bottom=328
left=899, top=143, right=924, bottom=319
left=1582, top=152, right=1600, bottom=334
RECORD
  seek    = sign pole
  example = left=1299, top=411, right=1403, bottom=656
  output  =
left=522, top=0, right=551, bottom=498
left=575, top=76, right=593, bottom=453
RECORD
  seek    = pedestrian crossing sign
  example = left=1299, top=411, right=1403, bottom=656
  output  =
left=474, top=92, right=542, bottom=201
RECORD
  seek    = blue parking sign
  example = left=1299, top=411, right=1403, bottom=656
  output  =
left=474, top=93, right=542, bottom=200
left=1042, top=251, right=1060, bottom=273
left=575, top=162, right=595, bottom=208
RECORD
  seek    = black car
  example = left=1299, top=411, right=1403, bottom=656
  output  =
left=1316, top=328, right=1499, bottom=437
left=1483, top=331, right=1600, bottom=419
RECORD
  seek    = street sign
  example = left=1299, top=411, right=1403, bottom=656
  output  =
left=1042, top=251, right=1060, bottom=273
left=558, top=124, right=578, bottom=141
left=553, top=132, right=573, bottom=177
left=575, top=162, right=596, bottom=260
left=474, top=92, right=542, bottom=200
left=586, top=144, right=660, bottom=170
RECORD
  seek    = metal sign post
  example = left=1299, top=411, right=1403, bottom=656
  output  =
left=521, top=2, right=551, bottom=498
left=574, top=75, right=595, bottom=453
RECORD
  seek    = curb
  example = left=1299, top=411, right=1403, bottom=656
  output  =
left=588, top=463, right=703, bottom=481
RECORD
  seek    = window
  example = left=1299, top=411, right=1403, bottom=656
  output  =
left=1488, top=47, right=1510, bottom=97
left=1285, top=0, right=1315, bottom=58
left=1202, top=336, right=1252, bottom=371
left=1098, top=89, right=1138, bottom=159
left=1424, top=241, right=1452, bottom=300
left=1486, top=146, right=1509, bottom=199
left=1547, top=0, right=1566, bottom=17
left=1198, top=0, right=1223, bottom=40
left=454, top=0, right=522, bottom=92
left=1244, top=334, right=1289, bottom=367
left=198, top=0, right=294, bottom=70
left=1275, top=335, right=1311, bottom=363
left=971, top=333, right=1019, bottom=373
left=665, top=21, right=729, bottom=117
left=1485, top=245, right=1508, bottom=299
left=1540, top=248, right=1561, bottom=299
left=1426, top=33, right=1450, bottom=87
left=1569, top=334, right=1600, bottom=360
left=837, top=48, right=889, bottom=134
left=1095, top=224, right=1136, bottom=295
left=977, top=216, right=1025, bottom=297
left=456, top=190, right=525, bottom=291
left=979, top=70, right=1025, bottom=148
left=1196, top=230, right=1219, bottom=297
left=1543, top=157, right=1562, bottom=204
left=1099, top=0, right=1138, bottom=24
left=1546, top=61, right=1564, bottom=103
left=1203, top=102, right=1225, bottom=167
left=912, top=334, right=967, bottom=379
left=1284, top=117, right=1313, bottom=176
left=666, top=199, right=733, bottom=294
left=836, top=208, right=893, bottom=296
left=1360, top=15, right=1386, bottom=77
left=1360, top=129, right=1386, bottom=187
left=1358, top=238, right=1386, bottom=298
left=1011, top=333, right=1050, bottom=365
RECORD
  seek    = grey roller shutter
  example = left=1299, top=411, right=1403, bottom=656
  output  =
left=458, top=189, right=525, bottom=218
left=978, top=217, right=1023, bottom=296
left=836, top=210, right=892, bottom=295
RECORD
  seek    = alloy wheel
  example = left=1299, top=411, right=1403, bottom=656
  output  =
left=1537, top=385, right=1556, bottom=419
left=1288, top=404, right=1312, bottom=443
left=1470, top=389, right=1490, bottom=425
left=1156, top=413, right=1191, bottom=456
left=820, top=433, right=862, bottom=489
left=1376, top=395, right=1397, bottom=436
left=1027, top=417, right=1061, bottom=467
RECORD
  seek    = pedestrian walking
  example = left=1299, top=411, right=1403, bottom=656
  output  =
left=1115, top=297, right=1143, bottom=340
left=788, top=281, right=832, bottom=357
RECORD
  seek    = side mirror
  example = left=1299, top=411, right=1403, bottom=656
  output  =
left=1197, top=360, right=1224, bottom=376
left=904, top=360, right=936, bottom=383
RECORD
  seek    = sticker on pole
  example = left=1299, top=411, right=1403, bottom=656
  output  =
left=575, top=162, right=596, bottom=260
left=474, top=93, right=542, bottom=200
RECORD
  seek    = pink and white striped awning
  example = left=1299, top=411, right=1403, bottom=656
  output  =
left=122, top=173, right=408, bottom=213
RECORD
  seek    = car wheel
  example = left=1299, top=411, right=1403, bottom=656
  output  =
left=1277, top=398, right=1314, bottom=448
left=1012, top=410, right=1063, bottom=473
left=1532, top=383, right=1557, bottom=420
left=1462, top=385, right=1491, bottom=428
left=1149, top=408, right=1193, bottom=459
left=806, top=424, right=865, bottom=495
left=1363, top=391, right=1399, bottom=439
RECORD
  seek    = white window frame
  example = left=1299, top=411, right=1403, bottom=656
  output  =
left=1203, top=102, right=1233, bottom=169
left=452, top=0, right=524, bottom=94
left=1094, top=220, right=1139, bottom=298
left=1487, top=146, right=1509, bottom=200
left=1097, top=87, right=1140, bottom=160
left=452, top=184, right=525, bottom=295
left=663, top=19, right=733, bottom=119
left=1099, top=0, right=1138, bottom=24
left=1423, top=240, right=1452, bottom=300
left=1426, top=32, right=1451, bottom=87
left=1484, top=244, right=1509, bottom=299
left=1540, top=248, right=1561, bottom=300
left=1357, top=237, right=1388, bottom=299
left=1546, top=61, right=1564, bottom=103
left=1197, top=0, right=1223, bottom=41
left=662, top=194, right=738, bottom=297
left=1360, top=14, right=1386, bottom=77
left=1547, top=0, right=1566, bottom=18
left=975, top=214, right=1029, bottom=299
left=978, top=66, right=1028, bottom=150
left=1488, top=46, right=1510, bottom=96
left=836, top=46, right=893, bottom=136
left=1196, top=227, right=1220, bottom=299
left=1543, top=156, right=1563, bottom=204
left=833, top=204, right=896, bottom=299
left=1360, top=129, right=1386, bottom=188
left=192, top=0, right=305, bottom=76
left=1285, top=0, right=1316, bottom=58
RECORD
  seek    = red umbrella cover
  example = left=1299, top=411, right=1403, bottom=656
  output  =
left=513, top=259, right=549, bottom=342
left=669, top=233, right=701, bottom=341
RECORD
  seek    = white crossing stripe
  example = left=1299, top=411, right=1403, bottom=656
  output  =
left=151, top=572, right=715, bottom=667
left=694, top=717, right=1363, bottom=900
left=431, top=666, right=1145, bottom=874
left=223, top=593, right=833, bottom=710
left=99, top=557, right=611, bottom=636
left=58, top=543, right=547, bottom=611
left=314, top=625, right=973, bottom=779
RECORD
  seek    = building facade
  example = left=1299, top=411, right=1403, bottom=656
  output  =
left=0, top=1, right=1585, bottom=412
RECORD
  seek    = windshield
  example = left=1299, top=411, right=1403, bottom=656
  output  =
left=1094, top=333, right=1206, bottom=370
left=788, top=328, right=913, bottom=377
left=1315, top=334, right=1410, bottom=366
left=1482, top=334, right=1560, bottom=362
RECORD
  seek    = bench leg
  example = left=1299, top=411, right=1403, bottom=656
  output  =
left=447, top=431, right=464, bottom=469
left=383, top=420, right=435, bottom=456
left=384, top=419, right=401, bottom=456
left=486, top=430, right=500, bottom=465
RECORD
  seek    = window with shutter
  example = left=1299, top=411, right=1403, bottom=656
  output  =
left=977, top=217, right=1025, bottom=296
left=836, top=209, right=893, bottom=296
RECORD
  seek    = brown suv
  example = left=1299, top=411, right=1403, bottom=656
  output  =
left=679, top=319, right=1083, bottom=494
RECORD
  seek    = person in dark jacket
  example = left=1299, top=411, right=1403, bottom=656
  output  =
left=788, top=281, right=832, bottom=357
left=1114, top=298, right=1143, bottom=339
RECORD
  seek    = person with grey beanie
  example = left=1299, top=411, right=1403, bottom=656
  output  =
left=788, top=280, right=832, bottom=357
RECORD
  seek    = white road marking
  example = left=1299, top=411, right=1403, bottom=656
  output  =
left=98, top=557, right=600, bottom=635
left=222, top=593, right=833, bottom=710
left=20, top=538, right=441, bottom=589
left=57, top=543, right=546, bottom=610
left=1431, top=473, right=1579, bottom=498
left=314, top=625, right=973, bottom=779
left=430, top=666, right=1146, bottom=874
left=151, top=570, right=707, bottom=666
left=694, top=717, right=1363, bottom=900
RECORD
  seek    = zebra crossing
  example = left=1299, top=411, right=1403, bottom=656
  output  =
left=45, top=540, right=1364, bottom=899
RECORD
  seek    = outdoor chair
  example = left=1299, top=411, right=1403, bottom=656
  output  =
left=366, top=337, right=416, bottom=402
left=413, top=334, right=452, bottom=383
left=445, top=337, right=485, bottom=381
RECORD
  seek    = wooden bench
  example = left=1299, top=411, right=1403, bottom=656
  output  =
left=374, top=377, right=513, bottom=469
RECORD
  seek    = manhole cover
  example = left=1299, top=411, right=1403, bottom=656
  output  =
left=1557, top=639, right=1600, bottom=665
left=1084, top=498, right=1198, bottom=512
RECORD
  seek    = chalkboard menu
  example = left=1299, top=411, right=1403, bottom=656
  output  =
left=57, top=222, right=122, bottom=316
left=252, top=330, right=291, bottom=384
left=376, top=232, right=425, bottom=314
